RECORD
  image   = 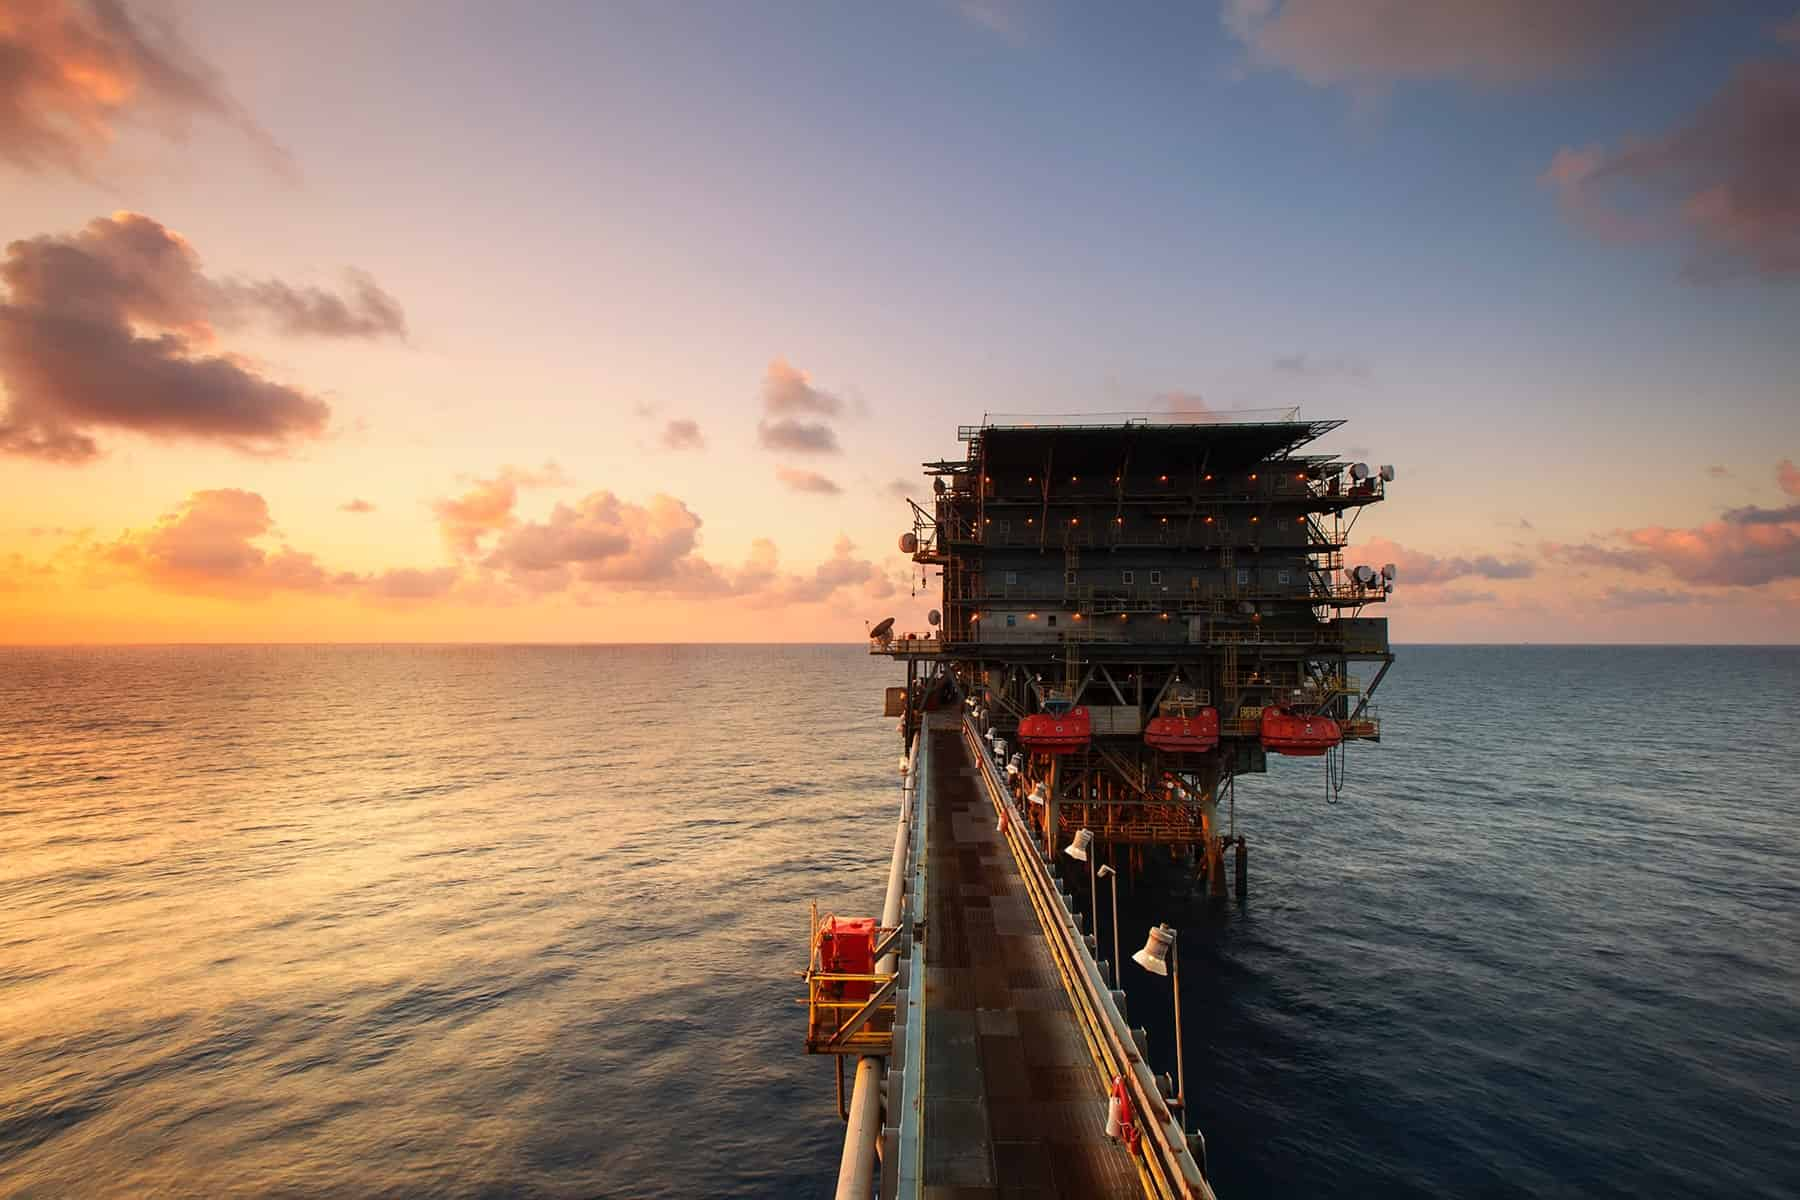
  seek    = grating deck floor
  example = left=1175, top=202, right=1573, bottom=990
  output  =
left=920, top=726, right=1141, bottom=1199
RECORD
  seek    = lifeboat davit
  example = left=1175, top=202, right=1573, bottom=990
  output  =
left=1259, top=706, right=1342, bottom=756
left=1144, top=706, right=1219, bottom=753
left=1018, top=700, right=1091, bottom=754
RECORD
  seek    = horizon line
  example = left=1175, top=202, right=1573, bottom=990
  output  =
left=2, top=641, right=1798, bottom=649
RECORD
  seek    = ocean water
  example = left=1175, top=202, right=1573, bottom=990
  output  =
left=1, top=645, right=1795, bottom=1198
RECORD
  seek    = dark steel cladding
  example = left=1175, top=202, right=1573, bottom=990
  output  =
left=878, top=411, right=1395, bottom=892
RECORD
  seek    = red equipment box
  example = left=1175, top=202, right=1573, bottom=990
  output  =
left=818, top=916, right=878, bottom=1001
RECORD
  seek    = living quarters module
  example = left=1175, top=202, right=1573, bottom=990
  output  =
left=874, top=410, right=1396, bottom=895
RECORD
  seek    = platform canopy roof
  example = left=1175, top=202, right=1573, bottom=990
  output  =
left=941, top=410, right=1346, bottom=475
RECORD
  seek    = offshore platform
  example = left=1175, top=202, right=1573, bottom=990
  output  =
left=805, top=411, right=1395, bottom=1198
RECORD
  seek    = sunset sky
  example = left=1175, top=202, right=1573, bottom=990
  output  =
left=3, top=0, right=1797, bottom=643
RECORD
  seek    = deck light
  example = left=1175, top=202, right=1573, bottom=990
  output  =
left=1251, top=516, right=1260, bottom=524
left=1115, top=516, right=1123, bottom=524
left=1133, top=923, right=1186, bottom=1132
left=1071, top=475, right=1079, bottom=482
left=1250, top=473, right=1258, bottom=481
left=1026, top=517, right=1035, bottom=525
left=1297, top=516, right=1306, bottom=523
left=1063, top=828, right=1093, bottom=862
left=1133, top=924, right=1173, bottom=975
left=1070, top=517, right=1080, bottom=525
left=1160, top=612, right=1170, bottom=621
left=1159, top=474, right=1168, bottom=482
left=1204, top=516, right=1214, bottom=524
left=1028, top=612, right=1038, bottom=620
left=1204, top=473, right=1213, bottom=481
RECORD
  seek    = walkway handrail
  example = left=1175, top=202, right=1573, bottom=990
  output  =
left=963, top=718, right=1216, bottom=1200
left=834, top=731, right=922, bottom=1199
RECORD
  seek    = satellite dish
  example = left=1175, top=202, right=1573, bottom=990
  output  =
left=1381, top=563, right=1396, bottom=581
left=899, top=532, right=918, bottom=554
left=1350, top=462, right=1371, bottom=481
left=933, top=478, right=946, bottom=494
left=927, top=609, right=941, bottom=626
left=1379, top=464, right=1396, bottom=482
left=1352, top=565, right=1377, bottom=585
left=869, top=616, right=896, bottom=639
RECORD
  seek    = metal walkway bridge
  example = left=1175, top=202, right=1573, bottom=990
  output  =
left=815, top=713, right=1215, bottom=1199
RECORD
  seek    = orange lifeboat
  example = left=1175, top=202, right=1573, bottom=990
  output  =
left=1019, top=698, right=1091, bottom=754
left=1259, top=706, right=1342, bottom=756
left=1144, top=706, right=1219, bottom=753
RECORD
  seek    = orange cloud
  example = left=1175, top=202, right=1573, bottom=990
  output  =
left=1158, top=391, right=1211, bottom=415
left=1780, top=459, right=1800, bottom=498
left=761, top=357, right=843, bottom=417
left=469, top=487, right=892, bottom=607
left=1543, top=495, right=1800, bottom=587
left=14, top=467, right=907, bottom=629
left=770, top=534, right=878, bottom=604
left=660, top=418, right=704, bottom=450
left=482, top=491, right=720, bottom=592
left=758, top=418, right=840, bottom=454
left=0, top=212, right=404, bottom=462
left=0, top=0, right=288, bottom=177
left=365, top=566, right=458, bottom=600
left=1353, top=535, right=1534, bottom=585
left=1543, top=61, right=1800, bottom=279
left=434, top=477, right=523, bottom=555
left=100, top=488, right=333, bottom=597
left=212, top=272, right=406, bottom=340
left=431, top=463, right=568, bottom=554
left=775, top=466, right=842, bottom=495
left=79, top=488, right=459, bottom=605
left=755, top=357, right=849, bottom=453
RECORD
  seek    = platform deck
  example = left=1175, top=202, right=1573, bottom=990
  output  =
left=920, top=726, right=1140, bottom=1199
